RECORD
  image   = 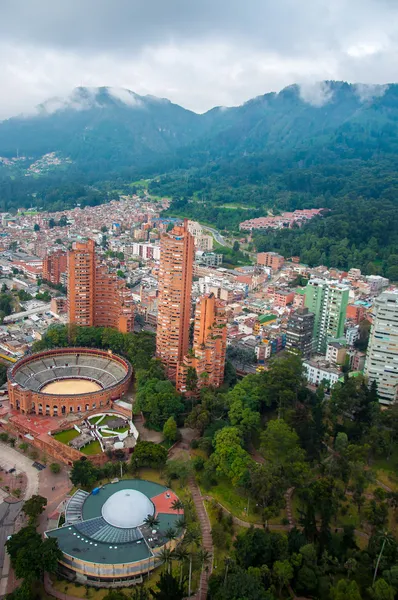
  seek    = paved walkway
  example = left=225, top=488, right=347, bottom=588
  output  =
left=0, top=444, right=40, bottom=598
left=0, top=443, right=39, bottom=500
left=188, top=477, right=213, bottom=600
left=38, top=464, right=71, bottom=535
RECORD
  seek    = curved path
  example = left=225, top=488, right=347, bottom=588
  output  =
left=202, top=493, right=369, bottom=541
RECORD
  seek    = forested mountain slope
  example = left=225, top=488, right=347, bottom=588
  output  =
left=1, top=82, right=398, bottom=275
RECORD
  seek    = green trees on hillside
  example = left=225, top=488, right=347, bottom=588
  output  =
left=32, top=325, right=156, bottom=372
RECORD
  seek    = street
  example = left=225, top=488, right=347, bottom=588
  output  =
left=202, top=225, right=229, bottom=247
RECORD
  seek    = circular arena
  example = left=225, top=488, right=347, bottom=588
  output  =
left=7, top=348, right=132, bottom=417
left=45, top=480, right=184, bottom=586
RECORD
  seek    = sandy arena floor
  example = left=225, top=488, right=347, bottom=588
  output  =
left=41, top=379, right=102, bottom=395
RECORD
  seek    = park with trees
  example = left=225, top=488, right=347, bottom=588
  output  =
left=15, top=324, right=398, bottom=599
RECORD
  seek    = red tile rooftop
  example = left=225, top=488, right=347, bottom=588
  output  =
left=9, top=412, right=64, bottom=436
left=151, top=490, right=180, bottom=515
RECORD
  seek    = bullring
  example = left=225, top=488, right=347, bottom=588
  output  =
left=7, top=347, right=132, bottom=417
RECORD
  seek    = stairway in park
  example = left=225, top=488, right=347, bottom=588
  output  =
left=188, top=477, right=213, bottom=599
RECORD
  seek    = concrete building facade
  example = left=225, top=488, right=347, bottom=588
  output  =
left=326, top=342, right=347, bottom=366
left=304, top=279, right=349, bottom=354
left=177, top=293, right=227, bottom=394
left=303, top=358, right=340, bottom=387
left=188, top=220, right=213, bottom=251
left=156, top=221, right=194, bottom=379
left=68, top=240, right=134, bottom=333
left=286, top=307, right=314, bottom=358
left=365, top=291, right=398, bottom=405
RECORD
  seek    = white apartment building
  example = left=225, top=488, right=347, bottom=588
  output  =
left=131, top=243, right=160, bottom=261
left=365, top=290, right=398, bottom=405
left=366, top=275, right=390, bottom=295
left=303, top=359, right=340, bottom=387
left=188, top=221, right=213, bottom=251
left=346, top=325, right=360, bottom=347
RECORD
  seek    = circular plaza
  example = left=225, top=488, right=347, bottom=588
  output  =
left=45, top=479, right=184, bottom=586
left=7, top=347, right=132, bottom=417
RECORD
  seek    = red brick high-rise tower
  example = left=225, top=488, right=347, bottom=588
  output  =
left=177, top=293, right=227, bottom=394
left=67, top=240, right=134, bottom=333
left=43, top=250, right=67, bottom=285
left=156, top=220, right=194, bottom=379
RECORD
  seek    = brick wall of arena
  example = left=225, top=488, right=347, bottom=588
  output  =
left=8, top=348, right=132, bottom=417
left=2, top=404, right=132, bottom=466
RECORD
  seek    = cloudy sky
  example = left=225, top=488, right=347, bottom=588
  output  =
left=1, top=0, right=398, bottom=118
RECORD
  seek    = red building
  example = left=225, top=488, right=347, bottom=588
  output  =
left=68, top=240, right=134, bottom=333
left=43, top=250, right=67, bottom=284
left=346, top=304, right=366, bottom=324
left=274, top=290, right=295, bottom=308
left=177, top=294, right=227, bottom=394
left=257, top=252, right=285, bottom=270
left=156, top=221, right=194, bottom=379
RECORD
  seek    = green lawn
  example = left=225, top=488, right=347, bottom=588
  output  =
left=200, top=477, right=261, bottom=524
left=98, top=415, right=126, bottom=427
left=371, top=449, right=398, bottom=491
left=88, top=415, right=103, bottom=425
left=81, top=440, right=102, bottom=455
left=53, top=429, right=79, bottom=444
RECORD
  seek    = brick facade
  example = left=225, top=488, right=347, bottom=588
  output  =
left=68, top=240, right=134, bottom=333
left=177, top=294, right=227, bottom=394
left=156, top=221, right=194, bottom=379
left=8, top=348, right=132, bottom=417
left=43, top=250, right=68, bottom=284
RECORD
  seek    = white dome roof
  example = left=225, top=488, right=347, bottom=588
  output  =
left=101, top=489, right=154, bottom=528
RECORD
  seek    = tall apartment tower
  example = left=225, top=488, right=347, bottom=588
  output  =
left=156, top=221, right=194, bottom=379
left=43, top=250, right=68, bottom=285
left=365, top=291, right=398, bottom=405
left=177, top=293, right=227, bottom=394
left=67, top=240, right=134, bottom=333
left=304, top=279, right=349, bottom=353
left=286, top=307, right=315, bottom=358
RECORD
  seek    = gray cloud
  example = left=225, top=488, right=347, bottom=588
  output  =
left=0, top=0, right=398, bottom=117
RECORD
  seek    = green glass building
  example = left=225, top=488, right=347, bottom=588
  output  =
left=304, top=279, right=349, bottom=354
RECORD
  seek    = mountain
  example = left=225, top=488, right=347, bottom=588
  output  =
left=0, top=81, right=398, bottom=276
left=0, top=86, right=202, bottom=169
left=1, top=81, right=397, bottom=176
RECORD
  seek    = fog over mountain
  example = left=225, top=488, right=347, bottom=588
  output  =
left=1, top=0, right=398, bottom=117
left=0, top=81, right=396, bottom=173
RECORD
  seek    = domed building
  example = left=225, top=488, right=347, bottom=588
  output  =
left=45, top=479, right=184, bottom=587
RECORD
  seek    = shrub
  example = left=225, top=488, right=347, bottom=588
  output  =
left=192, top=456, right=205, bottom=471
